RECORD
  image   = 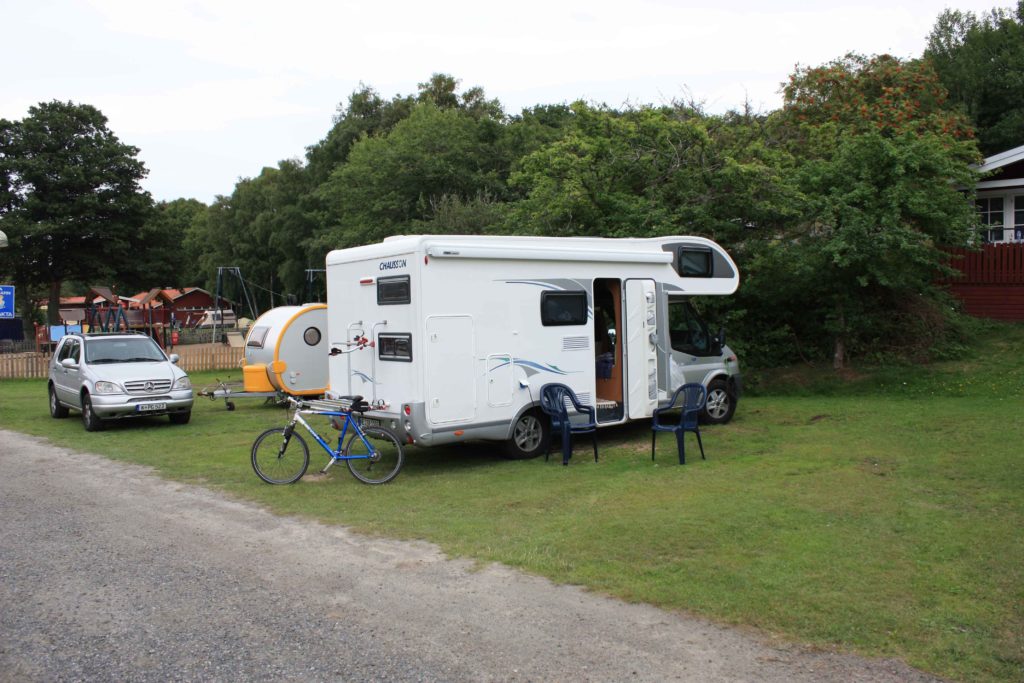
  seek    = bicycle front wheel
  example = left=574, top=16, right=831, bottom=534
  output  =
left=251, top=427, right=310, bottom=484
left=345, top=427, right=405, bottom=485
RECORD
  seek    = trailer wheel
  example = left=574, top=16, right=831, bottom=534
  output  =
left=226, top=401, right=236, bottom=411
left=503, top=409, right=549, bottom=460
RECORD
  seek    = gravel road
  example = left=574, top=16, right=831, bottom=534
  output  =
left=0, top=429, right=939, bottom=682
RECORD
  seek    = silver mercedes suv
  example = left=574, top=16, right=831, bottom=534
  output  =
left=48, top=332, right=194, bottom=431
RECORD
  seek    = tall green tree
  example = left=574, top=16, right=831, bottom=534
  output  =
left=142, top=198, right=209, bottom=287
left=925, top=2, right=1024, bottom=155
left=187, top=160, right=318, bottom=312
left=778, top=54, right=979, bottom=368
left=508, top=102, right=800, bottom=242
left=316, top=102, right=508, bottom=249
left=0, top=101, right=153, bottom=324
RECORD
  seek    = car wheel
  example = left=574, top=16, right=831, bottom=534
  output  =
left=502, top=409, right=549, bottom=460
left=49, top=384, right=69, bottom=419
left=702, top=378, right=736, bottom=425
left=169, top=411, right=191, bottom=425
left=81, top=393, right=105, bottom=432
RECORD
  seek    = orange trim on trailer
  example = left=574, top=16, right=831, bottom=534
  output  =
left=272, top=303, right=328, bottom=395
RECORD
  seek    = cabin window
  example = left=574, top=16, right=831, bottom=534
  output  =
left=303, top=327, right=321, bottom=346
left=378, top=275, right=411, bottom=305
left=541, top=291, right=588, bottom=326
left=378, top=333, right=413, bottom=362
left=678, top=247, right=713, bottom=277
left=247, top=326, right=270, bottom=348
left=976, top=197, right=1005, bottom=243
left=668, top=300, right=713, bottom=356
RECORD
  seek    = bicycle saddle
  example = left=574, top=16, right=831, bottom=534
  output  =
left=338, top=395, right=369, bottom=412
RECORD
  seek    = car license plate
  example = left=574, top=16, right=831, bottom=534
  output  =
left=136, top=403, right=167, bottom=412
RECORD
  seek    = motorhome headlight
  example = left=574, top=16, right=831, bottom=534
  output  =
left=93, top=381, right=122, bottom=395
left=173, top=376, right=192, bottom=390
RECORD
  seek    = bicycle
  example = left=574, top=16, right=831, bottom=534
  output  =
left=251, top=394, right=405, bottom=485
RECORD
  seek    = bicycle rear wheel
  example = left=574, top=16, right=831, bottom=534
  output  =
left=345, top=426, right=404, bottom=484
left=251, top=427, right=310, bottom=484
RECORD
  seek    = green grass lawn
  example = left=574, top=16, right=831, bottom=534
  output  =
left=2, top=326, right=1022, bottom=682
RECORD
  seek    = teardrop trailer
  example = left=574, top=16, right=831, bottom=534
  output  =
left=324, top=235, right=741, bottom=458
left=199, top=304, right=329, bottom=409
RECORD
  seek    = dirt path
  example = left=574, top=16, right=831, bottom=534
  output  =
left=0, top=430, right=939, bottom=682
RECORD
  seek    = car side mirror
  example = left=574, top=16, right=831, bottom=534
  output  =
left=169, top=353, right=180, bottom=364
left=716, top=327, right=726, bottom=347
left=60, top=357, right=77, bottom=369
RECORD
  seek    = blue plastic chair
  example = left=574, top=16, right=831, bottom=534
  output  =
left=651, top=383, right=706, bottom=465
left=539, top=383, right=598, bottom=466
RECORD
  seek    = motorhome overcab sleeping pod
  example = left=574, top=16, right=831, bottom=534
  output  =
left=325, top=235, right=741, bottom=458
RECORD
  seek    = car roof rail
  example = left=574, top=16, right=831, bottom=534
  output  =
left=83, top=331, right=149, bottom=337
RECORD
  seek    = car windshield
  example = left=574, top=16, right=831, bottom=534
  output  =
left=85, top=337, right=166, bottom=364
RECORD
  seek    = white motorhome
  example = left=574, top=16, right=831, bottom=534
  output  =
left=325, top=235, right=741, bottom=458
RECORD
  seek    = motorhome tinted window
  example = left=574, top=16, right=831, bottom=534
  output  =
left=541, top=291, right=588, bottom=326
left=247, top=326, right=270, bottom=348
left=379, top=333, right=412, bottom=362
left=668, top=300, right=712, bottom=355
left=378, top=276, right=411, bottom=305
left=678, top=248, right=712, bottom=277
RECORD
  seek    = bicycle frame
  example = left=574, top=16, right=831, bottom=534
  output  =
left=288, top=407, right=375, bottom=467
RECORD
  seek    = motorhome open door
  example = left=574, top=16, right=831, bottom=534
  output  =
left=625, top=279, right=659, bottom=419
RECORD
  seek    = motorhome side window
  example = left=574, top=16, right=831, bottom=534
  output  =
left=668, top=300, right=712, bottom=355
left=678, top=247, right=713, bottom=277
left=379, top=333, right=412, bottom=362
left=541, top=291, right=588, bottom=326
left=378, top=276, right=411, bottom=305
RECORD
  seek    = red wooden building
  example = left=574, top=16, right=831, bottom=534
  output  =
left=944, top=244, right=1024, bottom=320
left=945, top=144, right=1024, bottom=321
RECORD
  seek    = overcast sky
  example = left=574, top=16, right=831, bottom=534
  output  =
left=2, top=0, right=1003, bottom=203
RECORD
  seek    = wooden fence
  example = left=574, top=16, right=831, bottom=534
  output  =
left=944, top=244, right=1024, bottom=321
left=944, top=243, right=1024, bottom=284
left=0, top=344, right=243, bottom=380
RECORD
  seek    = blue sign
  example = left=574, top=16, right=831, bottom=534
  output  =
left=0, top=286, right=13, bottom=321
left=0, top=285, right=14, bottom=319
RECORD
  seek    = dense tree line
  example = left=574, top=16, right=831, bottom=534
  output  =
left=4, top=4, right=1021, bottom=369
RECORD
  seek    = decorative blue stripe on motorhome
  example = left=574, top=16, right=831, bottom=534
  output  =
left=503, top=279, right=563, bottom=290
left=488, top=358, right=579, bottom=376
left=351, top=371, right=377, bottom=385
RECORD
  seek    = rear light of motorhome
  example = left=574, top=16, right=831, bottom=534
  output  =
left=360, top=278, right=374, bottom=285
left=403, top=404, right=411, bottom=416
